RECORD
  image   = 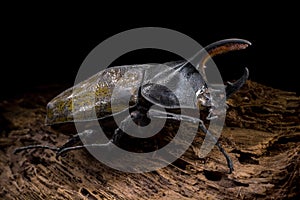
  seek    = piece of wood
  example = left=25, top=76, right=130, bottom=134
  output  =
left=0, top=81, right=299, bottom=200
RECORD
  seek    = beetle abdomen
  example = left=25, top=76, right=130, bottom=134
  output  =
left=46, top=66, right=144, bottom=125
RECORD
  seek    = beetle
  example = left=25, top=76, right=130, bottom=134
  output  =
left=14, top=38, right=251, bottom=174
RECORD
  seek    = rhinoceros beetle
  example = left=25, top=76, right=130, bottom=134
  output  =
left=14, top=38, right=251, bottom=174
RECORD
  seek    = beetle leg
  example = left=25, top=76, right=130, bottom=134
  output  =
left=14, top=129, right=105, bottom=156
left=56, top=140, right=114, bottom=157
left=56, top=132, right=85, bottom=153
left=15, top=132, right=97, bottom=154
left=14, top=145, right=58, bottom=154
left=56, top=110, right=148, bottom=156
left=56, top=129, right=96, bottom=156
left=56, top=126, right=128, bottom=157
left=148, top=109, right=234, bottom=173
left=13, top=131, right=85, bottom=154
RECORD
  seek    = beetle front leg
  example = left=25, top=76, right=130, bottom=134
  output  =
left=148, top=109, right=234, bottom=174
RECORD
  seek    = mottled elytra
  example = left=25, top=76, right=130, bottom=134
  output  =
left=14, top=38, right=251, bottom=174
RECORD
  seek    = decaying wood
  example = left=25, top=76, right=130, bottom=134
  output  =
left=0, top=81, right=299, bottom=200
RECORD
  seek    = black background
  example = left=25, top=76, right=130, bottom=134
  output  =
left=1, top=7, right=299, bottom=100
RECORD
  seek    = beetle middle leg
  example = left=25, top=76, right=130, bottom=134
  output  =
left=57, top=130, right=94, bottom=151
left=55, top=129, right=113, bottom=156
left=55, top=118, right=146, bottom=157
left=54, top=114, right=135, bottom=156
left=56, top=106, right=160, bottom=156
left=148, top=109, right=234, bottom=173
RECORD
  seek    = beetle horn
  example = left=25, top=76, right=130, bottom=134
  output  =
left=184, top=38, right=251, bottom=95
left=199, top=38, right=251, bottom=97
left=225, top=67, right=249, bottom=98
left=194, top=38, right=251, bottom=78
left=200, top=38, right=251, bottom=66
left=202, top=39, right=251, bottom=98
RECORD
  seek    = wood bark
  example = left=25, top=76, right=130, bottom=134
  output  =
left=0, top=81, right=299, bottom=200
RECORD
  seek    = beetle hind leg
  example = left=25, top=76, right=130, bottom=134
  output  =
left=56, top=128, right=124, bottom=157
left=13, top=145, right=58, bottom=154
left=55, top=129, right=97, bottom=157
left=14, top=129, right=102, bottom=156
left=56, top=140, right=114, bottom=157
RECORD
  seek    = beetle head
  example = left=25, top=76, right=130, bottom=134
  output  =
left=195, top=38, right=251, bottom=108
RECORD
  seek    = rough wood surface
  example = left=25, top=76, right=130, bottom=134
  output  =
left=0, top=81, right=299, bottom=200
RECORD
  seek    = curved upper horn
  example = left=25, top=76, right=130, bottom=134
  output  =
left=201, top=38, right=251, bottom=66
